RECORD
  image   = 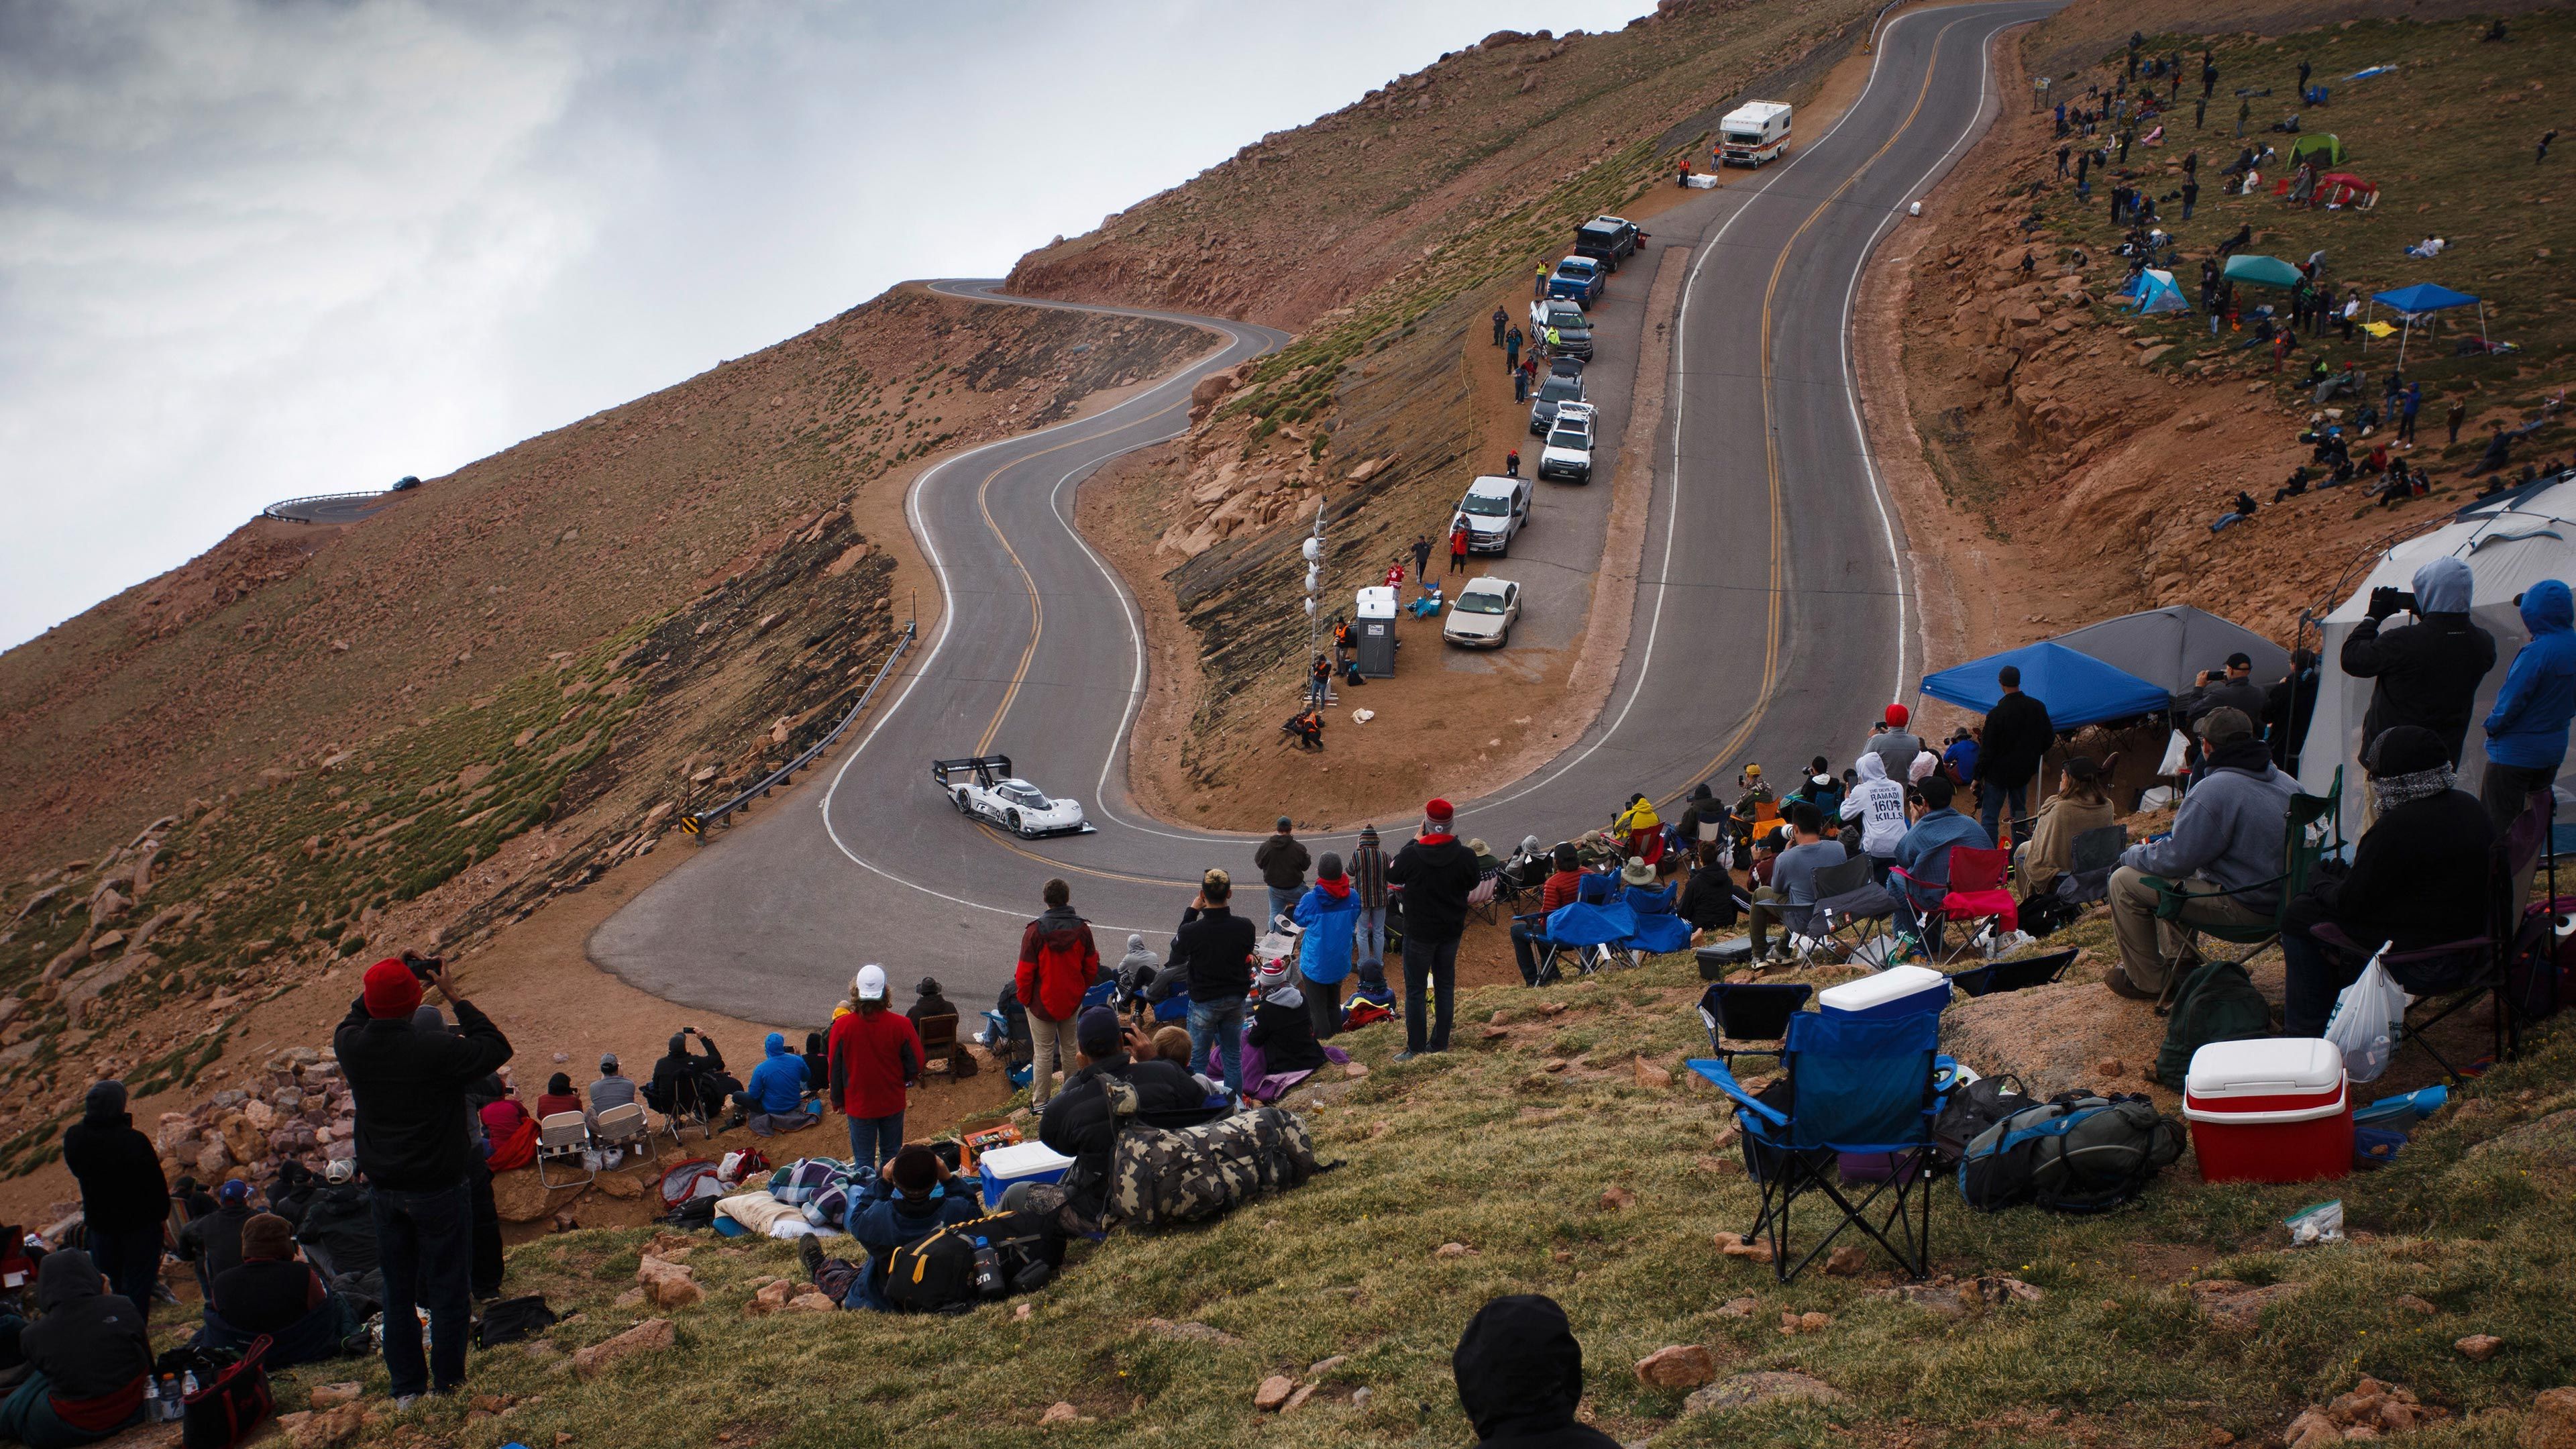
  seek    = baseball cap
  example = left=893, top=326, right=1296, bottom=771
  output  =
left=217, top=1178, right=251, bottom=1205
left=2194, top=706, right=2256, bottom=743
left=1075, top=1006, right=1122, bottom=1057
left=599, top=1053, right=620, bottom=1073
left=854, top=965, right=887, bottom=1002
left=1743, top=763, right=1763, bottom=779
left=2225, top=651, right=2253, bottom=669
left=325, top=1159, right=358, bottom=1185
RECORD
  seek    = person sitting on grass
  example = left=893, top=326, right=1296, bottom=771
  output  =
left=1150, top=1024, right=1226, bottom=1098
left=733, top=1032, right=818, bottom=1137
left=1011, top=1008, right=1199, bottom=1221
left=1244, top=959, right=1326, bottom=1083
left=204, top=1213, right=356, bottom=1368
left=1452, top=1293, right=1619, bottom=1449
left=796, top=1145, right=983, bottom=1312
left=0, top=1250, right=152, bottom=1448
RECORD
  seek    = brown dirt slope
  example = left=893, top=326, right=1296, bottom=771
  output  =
left=1878, top=6, right=2576, bottom=696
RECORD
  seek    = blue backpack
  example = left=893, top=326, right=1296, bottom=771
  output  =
left=1958, top=1092, right=2184, bottom=1214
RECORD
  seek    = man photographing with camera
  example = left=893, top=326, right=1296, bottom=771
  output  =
left=2341, top=557, right=2496, bottom=767
left=335, top=952, right=513, bottom=1405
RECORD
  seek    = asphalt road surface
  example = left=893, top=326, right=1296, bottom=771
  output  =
left=264, top=492, right=407, bottom=525
left=592, top=3, right=2058, bottom=1024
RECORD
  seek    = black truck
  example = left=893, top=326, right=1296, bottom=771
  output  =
left=1572, top=215, right=1643, bottom=272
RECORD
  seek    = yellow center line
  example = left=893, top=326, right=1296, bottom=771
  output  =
left=1658, top=15, right=1968, bottom=811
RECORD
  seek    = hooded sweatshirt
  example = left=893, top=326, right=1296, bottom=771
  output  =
left=1841, top=751, right=1909, bottom=858
left=61, top=1081, right=166, bottom=1235
left=1016, top=904, right=1102, bottom=1022
left=1291, top=877, right=1361, bottom=984
left=296, top=1181, right=381, bottom=1275
left=1117, top=933, right=1161, bottom=992
left=2120, top=738, right=2298, bottom=904
left=2341, top=556, right=2498, bottom=763
left=2484, top=578, right=2576, bottom=771
left=743, top=1032, right=810, bottom=1116
left=21, top=1250, right=152, bottom=1430
left=1452, top=1295, right=1620, bottom=1448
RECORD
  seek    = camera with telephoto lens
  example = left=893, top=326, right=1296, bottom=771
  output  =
left=2368, top=586, right=2418, bottom=620
left=400, top=950, right=445, bottom=983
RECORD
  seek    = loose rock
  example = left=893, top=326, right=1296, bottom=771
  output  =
left=2458, top=1334, right=2504, bottom=1361
left=1254, top=1375, right=1296, bottom=1411
left=1635, top=1344, right=1719, bottom=1389
left=571, top=1318, right=676, bottom=1379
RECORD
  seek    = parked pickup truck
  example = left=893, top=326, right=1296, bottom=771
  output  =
left=1546, top=256, right=1605, bottom=307
left=1525, top=299, right=1594, bottom=362
left=1572, top=215, right=1642, bottom=272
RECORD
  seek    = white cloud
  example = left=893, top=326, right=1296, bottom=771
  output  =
left=0, top=0, right=1645, bottom=647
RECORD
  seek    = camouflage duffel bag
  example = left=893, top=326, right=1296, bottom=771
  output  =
left=1100, top=1107, right=1324, bottom=1229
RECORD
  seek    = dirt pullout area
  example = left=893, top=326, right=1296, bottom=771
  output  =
left=1049, top=9, right=1886, bottom=834
left=1868, top=7, right=2576, bottom=724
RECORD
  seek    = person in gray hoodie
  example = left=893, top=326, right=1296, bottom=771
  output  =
left=2103, top=706, right=2296, bottom=998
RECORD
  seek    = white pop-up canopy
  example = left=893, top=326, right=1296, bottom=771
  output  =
left=2300, top=473, right=2576, bottom=823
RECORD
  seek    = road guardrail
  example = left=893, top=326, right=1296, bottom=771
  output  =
left=680, top=619, right=917, bottom=839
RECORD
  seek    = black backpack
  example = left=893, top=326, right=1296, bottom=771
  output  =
left=2152, top=959, right=2273, bottom=1085
left=474, top=1295, right=558, bottom=1348
left=1933, top=1073, right=2035, bottom=1166
left=881, top=1211, right=1065, bottom=1314
left=1960, top=1091, right=2185, bottom=1214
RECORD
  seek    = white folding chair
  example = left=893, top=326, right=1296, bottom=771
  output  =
left=535, top=1111, right=595, bottom=1188
left=592, top=1102, right=656, bottom=1167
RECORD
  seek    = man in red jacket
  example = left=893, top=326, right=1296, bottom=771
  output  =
left=1015, top=878, right=1101, bottom=1107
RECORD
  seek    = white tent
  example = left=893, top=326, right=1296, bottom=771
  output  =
left=2300, top=473, right=2576, bottom=824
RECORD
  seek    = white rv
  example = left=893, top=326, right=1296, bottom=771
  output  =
left=1719, top=101, right=1792, bottom=166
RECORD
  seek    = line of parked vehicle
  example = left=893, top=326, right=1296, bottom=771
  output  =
left=1440, top=213, right=1646, bottom=653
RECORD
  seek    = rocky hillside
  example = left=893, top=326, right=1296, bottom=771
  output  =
left=0, top=287, right=1204, bottom=1178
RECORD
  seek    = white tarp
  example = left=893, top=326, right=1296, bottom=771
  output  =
left=2300, top=473, right=2576, bottom=822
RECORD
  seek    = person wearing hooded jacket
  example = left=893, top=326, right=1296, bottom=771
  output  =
left=2341, top=556, right=2498, bottom=765
left=1387, top=798, right=1480, bottom=1061
left=2104, top=708, right=2296, bottom=998
left=647, top=1028, right=735, bottom=1122
left=295, top=1161, right=380, bottom=1281
left=0, top=1250, right=152, bottom=1447
left=1451, top=1293, right=1619, bottom=1448
left=1290, top=852, right=1361, bottom=1038
left=1244, top=959, right=1327, bottom=1077
left=1016, top=877, right=1102, bottom=1108
left=58, top=1081, right=164, bottom=1324
left=333, top=955, right=512, bottom=1404
left=2279, top=726, right=2498, bottom=1035
left=2480, top=578, right=2576, bottom=833
left=735, top=1032, right=816, bottom=1136
left=1840, top=751, right=1909, bottom=881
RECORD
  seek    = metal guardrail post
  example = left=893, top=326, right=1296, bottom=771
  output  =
left=680, top=619, right=917, bottom=839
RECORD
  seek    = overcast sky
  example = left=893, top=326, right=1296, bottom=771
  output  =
left=0, top=0, right=1651, bottom=649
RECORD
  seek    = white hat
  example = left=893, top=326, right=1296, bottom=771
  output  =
left=855, top=964, right=887, bottom=1002
left=325, top=1159, right=357, bottom=1185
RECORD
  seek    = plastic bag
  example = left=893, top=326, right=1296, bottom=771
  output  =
left=2322, top=947, right=2408, bottom=1083
left=2155, top=729, right=2191, bottom=777
left=2284, top=1199, right=2344, bottom=1246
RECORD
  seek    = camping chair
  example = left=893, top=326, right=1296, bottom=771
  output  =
left=535, top=1111, right=596, bottom=1189
left=2055, top=826, right=2130, bottom=906
left=1540, top=898, right=1633, bottom=980
left=1466, top=867, right=1503, bottom=926
left=2311, top=792, right=2548, bottom=1081
left=653, top=1071, right=722, bottom=1148
left=916, top=1013, right=961, bottom=1075
left=1812, top=855, right=1898, bottom=959
left=1686, top=1011, right=1941, bottom=1283
left=1891, top=847, right=2019, bottom=963
left=2145, top=771, right=2343, bottom=1010
left=1695, top=981, right=1813, bottom=1067
left=1947, top=949, right=2079, bottom=998
left=592, top=1102, right=655, bottom=1167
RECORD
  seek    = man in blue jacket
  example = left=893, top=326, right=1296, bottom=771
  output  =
left=2481, top=578, right=2576, bottom=834
left=730, top=1033, right=816, bottom=1136
left=2102, top=708, right=2295, bottom=998
left=1889, top=777, right=1993, bottom=955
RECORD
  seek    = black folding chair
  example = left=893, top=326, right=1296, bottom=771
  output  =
left=1947, top=948, right=2079, bottom=997
left=1813, top=855, right=1899, bottom=958
left=1695, top=981, right=1813, bottom=1067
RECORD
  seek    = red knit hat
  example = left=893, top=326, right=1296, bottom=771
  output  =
left=1425, top=798, right=1454, bottom=824
left=363, top=958, right=423, bottom=1020
left=1883, top=703, right=1911, bottom=728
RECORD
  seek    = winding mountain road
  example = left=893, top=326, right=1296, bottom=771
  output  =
left=592, top=3, right=2056, bottom=1023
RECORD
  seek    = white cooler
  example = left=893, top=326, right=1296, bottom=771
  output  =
left=1817, top=964, right=1951, bottom=1020
left=977, top=1141, right=1075, bottom=1208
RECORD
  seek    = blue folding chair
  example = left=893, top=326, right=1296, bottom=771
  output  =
left=1687, top=1011, right=1941, bottom=1283
left=1081, top=979, right=1118, bottom=1012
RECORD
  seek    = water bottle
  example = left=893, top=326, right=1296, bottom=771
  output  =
left=182, top=1371, right=200, bottom=1398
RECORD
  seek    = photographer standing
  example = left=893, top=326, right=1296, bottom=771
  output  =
left=2341, top=557, right=2496, bottom=767
left=335, top=955, right=511, bottom=1406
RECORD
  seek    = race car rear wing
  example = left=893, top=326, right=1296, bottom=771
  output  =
left=930, top=755, right=1014, bottom=790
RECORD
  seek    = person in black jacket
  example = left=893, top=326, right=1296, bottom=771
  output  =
left=262, top=1161, right=317, bottom=1230
left=176, top=1178, right=254, bottom=1299
left=2263, top=649, right=2322, bottom=773
left=1387, top=798, right=1481, bottom=1060
left=334, top=956, right=511, bottom=1405
left=2279, top=726, right=2498, bottom=1034
left=1, top=1250, right=153, bottom=1445
left=295, top=1160, right=380, bottom=1281
left=1676, top=845, right=1741, bottom=931
left=1452, top=1294, right=1619, bottom=1449
left=1021, top=1008, right=1199, bottom=1220
left=2341, top=557, right=2497, bottom=765
left=647, top=1028, right=736, bottom=1122
left=1244, top=960, right=1326, bottom=1079
left=1169, top=870, right=1257, bottom=1099
left=1978, top=665, right=2054, bottom=847
left=58, top=1081, right=164, bottom=1325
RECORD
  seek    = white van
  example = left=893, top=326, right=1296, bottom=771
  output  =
left=1719, top=102, right=1792, bottom=166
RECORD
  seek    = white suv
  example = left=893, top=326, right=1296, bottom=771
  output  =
left=1455, top=475, right=1532, bottom=555
left=1538, top=402, right=1595, bottom=483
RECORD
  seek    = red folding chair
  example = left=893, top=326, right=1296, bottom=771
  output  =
left=1938, top=847, right=2020, bottom=940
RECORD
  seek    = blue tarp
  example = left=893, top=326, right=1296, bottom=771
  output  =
left=2373, top=282, right=2479, bottom=315
left=1920, top=641, right=2170, bottom=728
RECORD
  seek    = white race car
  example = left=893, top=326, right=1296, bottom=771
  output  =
left=931, top=755, right=1093, bottom=837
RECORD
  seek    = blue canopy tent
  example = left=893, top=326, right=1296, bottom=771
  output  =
left=2368, top=282, right=2485, bottom=368
left=1920, top=641, right=2171, bottom=729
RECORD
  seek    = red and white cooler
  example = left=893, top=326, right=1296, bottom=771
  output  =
left=2182, top=1037, right=2352, bottom=1183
